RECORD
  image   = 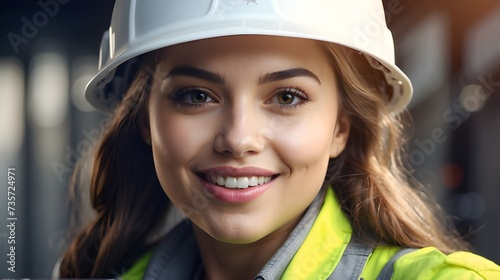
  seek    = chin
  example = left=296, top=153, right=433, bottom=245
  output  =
left=196, top=218, right=270, bottom=245
left=211, top=227, right=266, bottom=244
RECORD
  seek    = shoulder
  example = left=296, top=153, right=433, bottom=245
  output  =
left=392, top=247, right=500, bottom=279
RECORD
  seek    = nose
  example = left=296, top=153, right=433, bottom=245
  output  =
left=214, top=102, right=265, bottom=158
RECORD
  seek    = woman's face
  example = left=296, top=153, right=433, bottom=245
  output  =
left=143, top=36, right=350, bottom=243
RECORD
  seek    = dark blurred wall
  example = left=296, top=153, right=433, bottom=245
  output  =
left=0, top=1, right=114, bottom=277
left=388, top=0, right=500, bottom=263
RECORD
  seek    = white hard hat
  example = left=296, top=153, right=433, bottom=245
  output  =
left=86, top=0, right=412, bottom=113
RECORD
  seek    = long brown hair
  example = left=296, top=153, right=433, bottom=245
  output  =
left=322, top=43, right=468, bottom=253
left=60, top=41, right=468, bottom=277
left=59, top=59, right=170, bottom=277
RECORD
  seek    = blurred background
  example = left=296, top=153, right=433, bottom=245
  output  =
left=0, top=0, right=499, bottom=277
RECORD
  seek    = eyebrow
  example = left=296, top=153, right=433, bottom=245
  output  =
left=259, top=68, right=321, bottom=85
left=168, top=66, right=225, bottom=84
left=166, top=66, right=321, bottom=85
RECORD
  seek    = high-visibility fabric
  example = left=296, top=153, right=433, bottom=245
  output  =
left=281, top=187, right=402, bottom=279
left=283, top=187, right=500, bottom=279
left=122, top=187, right=500, bottom=279
left=391, top=248, right=500, bottom=279
left=281, top=187, right=351, bottom=278
left=122, top=250, right=153, bottom=280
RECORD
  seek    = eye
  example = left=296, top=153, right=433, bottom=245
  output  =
left=190, top=91, right=211, bottom=103
left=267, top=87, right=310, bottom=108
left=172, top=87, right=216, bottom=105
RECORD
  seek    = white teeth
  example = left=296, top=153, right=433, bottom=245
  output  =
left=258, top=177, right=265, bottom=185
left=208, top=175, right=272, bottom=189
left=249, top=176, right=258, bottom=186
left=237, top=177, right=249, bottom=188
left=225, top=177, right=237, bottom=188
left=216, top=175, right=225, bottom=186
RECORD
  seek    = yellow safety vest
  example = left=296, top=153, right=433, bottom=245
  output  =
left=123, top=188, right=500, bottom=279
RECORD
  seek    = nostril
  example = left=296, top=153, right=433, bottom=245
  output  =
left=213, top=126, right=265, bottom=157
left=219, top=149, right=253, bottom=158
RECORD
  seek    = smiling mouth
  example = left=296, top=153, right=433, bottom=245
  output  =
left=201, top=174, right=275, bottom=189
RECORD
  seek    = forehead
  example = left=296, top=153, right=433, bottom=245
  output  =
left=156, top=35, right=333, bottom=71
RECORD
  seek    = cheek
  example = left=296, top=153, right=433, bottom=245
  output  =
left=271, top=114, right=336, bottom=170
left=148, top=113, right=215, bottom=206
left=148, top=113, right=212, bottom=200
left=150, top=114, right=213, bottom=166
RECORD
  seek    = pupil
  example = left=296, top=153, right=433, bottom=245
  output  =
left=280, top=93, right=294, bottom=104
left=192, top=92, right=206, bottom=103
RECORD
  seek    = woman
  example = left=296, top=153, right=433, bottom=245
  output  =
left=59, top=0, right=500, bottom=279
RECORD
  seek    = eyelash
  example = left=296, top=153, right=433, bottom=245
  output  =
left=266, top=86, right=311, bottom=109
left=170, top=87, right=217, bottom=108
left=169, top=86, right=311, bottom=110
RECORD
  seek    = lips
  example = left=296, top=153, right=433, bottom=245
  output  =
left=196, top=167, right=278, bottom=203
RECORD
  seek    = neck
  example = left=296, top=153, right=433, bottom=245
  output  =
left=192, top=216, right=301, bottom=280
